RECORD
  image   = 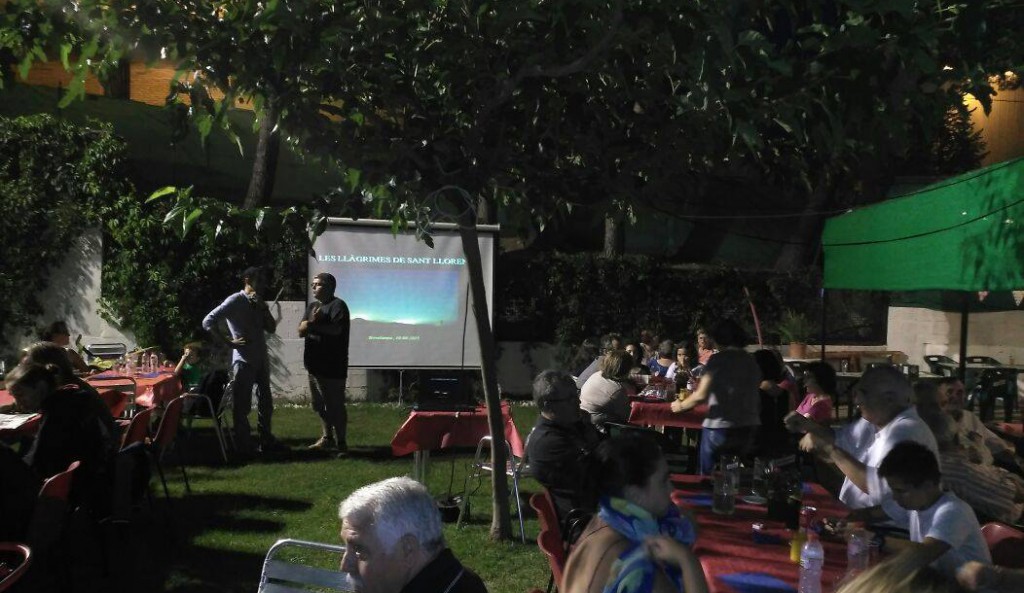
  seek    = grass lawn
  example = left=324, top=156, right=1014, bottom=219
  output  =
left=85, top=402, right=549, bottom=593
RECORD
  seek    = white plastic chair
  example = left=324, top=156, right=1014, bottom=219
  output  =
left=258, top=538, right=353, bottom=593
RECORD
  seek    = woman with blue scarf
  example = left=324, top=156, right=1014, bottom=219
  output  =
left=562, top=432, right=709, bottom=593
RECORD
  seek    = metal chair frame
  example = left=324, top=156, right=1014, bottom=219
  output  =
left=258, top=538, right=352, bottom=593
left=182, top=391, right=230, bottom=463
left=458, top=433, right=530, bottom=543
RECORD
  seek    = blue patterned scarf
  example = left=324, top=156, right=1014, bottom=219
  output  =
left=597, top=496, right=697, bottom=593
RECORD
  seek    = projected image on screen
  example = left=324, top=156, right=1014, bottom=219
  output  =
left=310, top=220, right=496, bottom=369
left=344, top=268, right=460, bottom=325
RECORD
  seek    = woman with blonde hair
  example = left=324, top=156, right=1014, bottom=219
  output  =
left=580, top=349, right=636, bottom=431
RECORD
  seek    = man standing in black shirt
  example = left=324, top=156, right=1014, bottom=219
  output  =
left=299, top=272, right=351, bottom=453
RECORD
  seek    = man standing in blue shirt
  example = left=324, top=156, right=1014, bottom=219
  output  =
left=203, top=266, right=284, bottom=455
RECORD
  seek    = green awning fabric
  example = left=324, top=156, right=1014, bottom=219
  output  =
left=822, top=157, right=1024, bottom=291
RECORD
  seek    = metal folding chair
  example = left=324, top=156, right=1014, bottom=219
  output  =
left=458, top=433, right=531, bottom=543
left=258, top=538, right=353, bottom=593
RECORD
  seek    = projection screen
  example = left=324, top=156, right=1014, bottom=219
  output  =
left=309, top=218, right=497, bottom=369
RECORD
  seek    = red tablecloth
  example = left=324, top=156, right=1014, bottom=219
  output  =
left=629, top=401, right=707, bottom=430
left=993, top=422, right=1023, bottom=439
left=672, top=474, right=848, bottom=593
left=390, top=402, right=525, bottom=457
left=87, top=370, right=182, bottom=408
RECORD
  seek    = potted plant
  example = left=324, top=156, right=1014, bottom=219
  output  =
left=778, top=309, right=814, bottom=358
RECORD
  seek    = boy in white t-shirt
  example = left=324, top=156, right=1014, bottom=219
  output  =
left=874, top=441, right=993, bottom=579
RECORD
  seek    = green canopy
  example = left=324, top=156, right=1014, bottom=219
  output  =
left=822, top=157, right=1024, bottom=292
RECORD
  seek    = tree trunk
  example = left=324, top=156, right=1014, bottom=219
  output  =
left=457, top=207, right=512, bottom=541
left=103, top=59, right=131, bottom=99
left=244, top=102, right=282, bottom=209
left=603, top=211, right=624, bottom=256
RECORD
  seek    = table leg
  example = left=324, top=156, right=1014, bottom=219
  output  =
left=413, top=450, right=431, bottom=484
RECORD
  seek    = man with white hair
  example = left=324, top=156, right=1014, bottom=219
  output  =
left=786, top=366, right=938, bottom=512
left=339, top=477, right=488, bottom=593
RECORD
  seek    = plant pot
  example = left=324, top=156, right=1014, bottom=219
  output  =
left=788, top=342, right=808, bottom=359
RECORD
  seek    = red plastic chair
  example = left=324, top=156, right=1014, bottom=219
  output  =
left=149, top=396, right=191, bottom=500
left=27, top=461, right=80, bottom=551
left=98, top=389, right=128, bottom=419
left=981, top=521, right=1024, bottom=568
left=0, top=543, right=32, bottom=593
left=120, top=408, right=155, bottom=450
left=530, top=491, right=566, bottom=593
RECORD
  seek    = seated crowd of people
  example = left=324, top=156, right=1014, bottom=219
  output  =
left=522, top=319, right=1024, bottom=593
left=4, top=317, right=1023, bottom=593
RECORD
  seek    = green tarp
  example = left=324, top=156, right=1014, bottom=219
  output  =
left=822, top=157, right=1024, bottom=291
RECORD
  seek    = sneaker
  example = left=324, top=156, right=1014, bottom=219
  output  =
left=307, top=436, right=336, bottom=451
left=335, top=442, right=349, bottom=458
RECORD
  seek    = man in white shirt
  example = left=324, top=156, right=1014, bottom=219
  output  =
left=863, top=441, right=992, bottom=579
left=937, top=377, right=1023, bottom=476
left=786, top=366, right=938, bottom=510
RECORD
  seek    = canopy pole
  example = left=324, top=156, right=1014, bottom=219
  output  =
left=958, top=293, right=969, bottom=380
left=820, top=288, right=827, bottom=362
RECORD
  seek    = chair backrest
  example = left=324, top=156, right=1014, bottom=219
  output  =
left=38, top=461, right=80, bottom=502
left=83, top=342, right=127, bottom=360
left=967, top=356, right=1002, bottom=366
left=530, top=491, right=566, bottom=586
left=121, top=408, right=155, bottom=449
left=981, top=522, right=1024, bottom=568
left=28, top=461, right=80, bottom=551
left=152, top=396, right=187, bottom=453
left=258, top=538, right=352, bottom=593
left=0, top=543, right=32, bottom=593
left=98, top=389, right=128, bottom=418
left=922, top=355, right=954, bottom=375
left=980, top=368, right=1015, bottom=393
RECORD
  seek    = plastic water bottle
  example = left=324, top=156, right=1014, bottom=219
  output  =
left=798, top=532, right=824, bottom=593
left=846, top=527, right=870, bottom=577
left=125, top=356, right=135, bottom=377
left=150, top=352, right=160, bottom=373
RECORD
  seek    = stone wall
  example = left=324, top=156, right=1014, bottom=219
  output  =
left=887, top=306, right=1024, bottom=368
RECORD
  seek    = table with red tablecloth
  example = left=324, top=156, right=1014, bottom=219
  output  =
left=391, top=402, right=524, bottom=483
left=672, top=474, right=848, bottom=593
left=629, top=401, right=707, bottom=430
left=87, top=370, right=183, bottom=409
left=0, top=390, right=42, bottom=438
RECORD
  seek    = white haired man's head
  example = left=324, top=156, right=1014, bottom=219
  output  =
left=338, top=477, right=445, bottom=593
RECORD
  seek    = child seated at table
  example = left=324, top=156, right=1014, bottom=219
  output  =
left=174, top=341, right=204, bottom=392
left=849, top=441, right=991, bottom=580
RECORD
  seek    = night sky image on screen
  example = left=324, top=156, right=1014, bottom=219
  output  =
left=341, top=268, right=461, bottom=325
